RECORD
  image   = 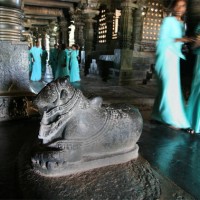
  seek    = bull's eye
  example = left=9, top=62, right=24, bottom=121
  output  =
left=42, top=85, right=58, bottom=103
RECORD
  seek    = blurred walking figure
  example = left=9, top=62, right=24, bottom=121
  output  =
left=151, top=0, right=194, bottom=134
left=187, top=23, right=200, bottom=134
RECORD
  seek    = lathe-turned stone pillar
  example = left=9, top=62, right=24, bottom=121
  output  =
left=119, top=0, right=137, bottom=86
left=132, top=2, right=145, bottom=51
left=73, top=11, right=85, bottom=48
left=0, top=0, right=31, bottom=121
left=60, top=18, right=68, bottom=45
left=49, top=21, right=58, bottom=49
left=0, top=0, right=23, bottom=41
left=82, top=9, right=99, bottom=57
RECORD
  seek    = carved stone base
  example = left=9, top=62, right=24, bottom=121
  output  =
left=0, top=95, right=35, bottom=121
left=18, top=142, right=161, bottom=199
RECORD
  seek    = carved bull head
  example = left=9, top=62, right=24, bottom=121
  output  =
left=34, top=76, right=76, bottom=114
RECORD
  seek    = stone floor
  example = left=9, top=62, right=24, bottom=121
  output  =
left=0, top=73, right=199, bottom=199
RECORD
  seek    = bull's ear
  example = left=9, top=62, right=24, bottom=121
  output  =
left=60, top=89, right=68, bottom=100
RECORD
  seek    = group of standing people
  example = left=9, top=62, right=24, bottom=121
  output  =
left=49, top=43, right=81, bottom=83
left=28, top=42, right=81, bottom=83
left=151, top=0, right=200, bottom=134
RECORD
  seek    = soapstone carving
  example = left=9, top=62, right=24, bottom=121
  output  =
left=32, top=76, right=143, bottom=176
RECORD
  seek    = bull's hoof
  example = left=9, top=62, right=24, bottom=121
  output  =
left=31, top=142, right=139, bottom=176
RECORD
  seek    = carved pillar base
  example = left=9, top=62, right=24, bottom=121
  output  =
left=0, top=95, right=31, bottom=121
left=0, top=41, right=35, bottom=121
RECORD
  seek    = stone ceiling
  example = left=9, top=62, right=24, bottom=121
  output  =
left=23, top=0, right=103, bottom=32
left=23, top=0, right=82, bottom=29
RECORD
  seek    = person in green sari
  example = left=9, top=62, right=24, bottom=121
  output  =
left=49, top=44, right=58, bottom=79
left=63, top=44, right=71, bottom=77
left=55, top=43, right=66, bottom=79
left=41, top=45, right=48, bottom=77
left=187, top=23, right=200, bottom=134
left=151, top=0, right=194, bottom=134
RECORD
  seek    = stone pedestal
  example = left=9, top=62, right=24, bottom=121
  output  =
left=0, top=0, right=36, bottom=121
left=0, top=41, right=33, bottom=121
left=18, top=142, right=161, bottom=200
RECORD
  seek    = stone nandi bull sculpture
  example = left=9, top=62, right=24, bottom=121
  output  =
left=31, top=77, right=143, bottom=176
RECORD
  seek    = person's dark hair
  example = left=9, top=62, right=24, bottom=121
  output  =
left=170, top=0, right=187, bottom=21
left=170, top=0, right=187, bottom=9
left=72, top=44, right=77, bottom=49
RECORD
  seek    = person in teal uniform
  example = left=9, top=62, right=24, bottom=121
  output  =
left=63, top=44, right=71, bottom=77
left=151, top=0, right=194, bottom=134
left=69, top=44, right=80, bottom=82
left=55, top=43, right=66, bottom=79
left=41, top=45, right=48, bottom=77
left=30, top=41, right=43, bottom=81
left=49, top=44, right=58, bottom=79
left=187, top=23, right=200, bottom=134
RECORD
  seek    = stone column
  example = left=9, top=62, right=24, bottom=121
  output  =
left=77, top=23, right=85, bottom=48
left=49, top=21, right=58, bottom=49
left=49, top=36, right=56, bottom=49
left=0, top=0, right=31, bottom=121
left=74, top=11, right=85, bottom=48
left=0, top=0, right=23, bottom=41
left=60, top=18, right=68, bottom=45
left=82, top=9, right=99, bottom=57
left=132, top=5, right=143, bottom=51
left=119, top=0, right=137, bottom=85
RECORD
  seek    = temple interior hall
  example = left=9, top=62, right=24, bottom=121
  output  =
left=0, top=0, right=200, bottom=199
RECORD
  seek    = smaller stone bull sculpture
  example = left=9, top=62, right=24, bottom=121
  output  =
left=32, top=77, right=143, bottom=176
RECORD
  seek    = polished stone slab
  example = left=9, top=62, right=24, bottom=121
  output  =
left=139, top=122, right=200, bottom=199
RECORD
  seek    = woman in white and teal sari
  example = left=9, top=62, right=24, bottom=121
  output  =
left=151, top=0, right=194, bottom=134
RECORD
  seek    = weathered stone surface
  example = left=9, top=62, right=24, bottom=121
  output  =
left=31, top=77, right=143, bottom=176
left=0, top=41, right=30, bottom=93
left=18, top=144, right=161, bottom=200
